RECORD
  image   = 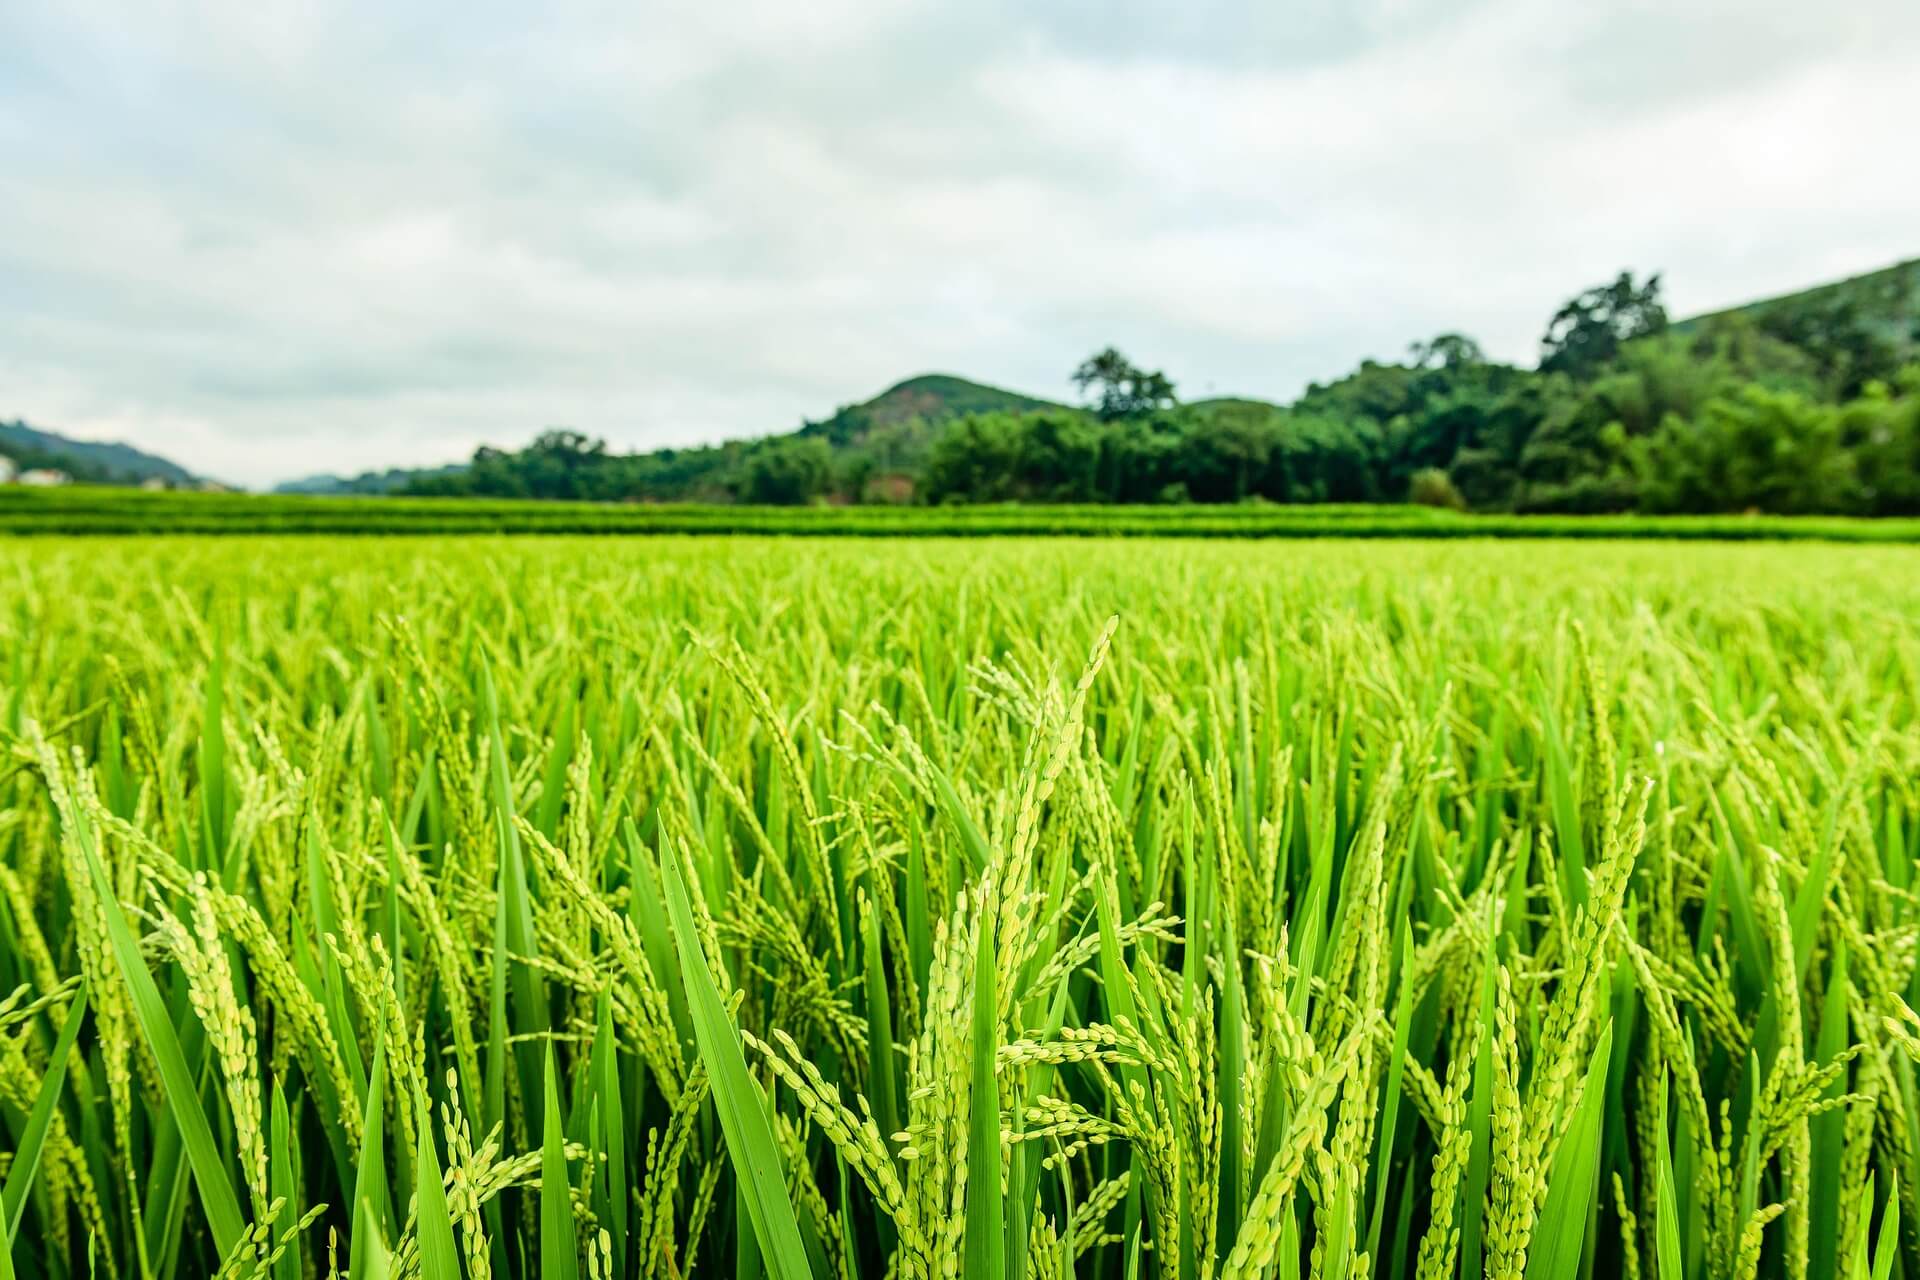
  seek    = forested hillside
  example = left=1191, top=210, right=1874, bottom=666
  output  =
left=366, top=261, right=1920, bottom=514
left=0, top=420, right=200, bottom=486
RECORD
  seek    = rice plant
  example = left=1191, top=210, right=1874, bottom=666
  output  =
left=0, top=535, right=1916, bottom=1280
left=9, top=487, right=1920, bottom=541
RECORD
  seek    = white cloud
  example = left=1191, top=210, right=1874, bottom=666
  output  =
left=2, top=0, right=1916, bottom=487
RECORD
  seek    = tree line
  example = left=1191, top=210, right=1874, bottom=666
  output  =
left=406, top=269, right=1920, bottom=514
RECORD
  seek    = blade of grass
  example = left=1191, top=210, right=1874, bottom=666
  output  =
left=590, top=993, right=629, bottom=1280
left=541, top=1049, right=581, bottom=1280
left=269, top=1081, right=304, bottom=1280
left=1, top=985, right=87, bottom=1239
left=660, top=843, right=813, bottom=1280
left=1524, top=1021, right=1613, bottom=1280
left=351, top=1032, right=392, bottom=1280
left=1652, top=1080, right=1683, bottom=1280
left=413, top=1089, right=462, bottom=1280
left=964, top=897, right=1004, bottom=1280
left=79, top=812, right=246, bottom=1257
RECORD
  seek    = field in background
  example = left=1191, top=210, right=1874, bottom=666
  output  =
left=2, top=536, right=1918, bottom=1280
left=8, top=485, right=1920, bottom=539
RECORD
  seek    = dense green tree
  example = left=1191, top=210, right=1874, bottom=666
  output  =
left=1515, top=335, right=1737, bottom=511
left=1755, top=295, right=1902, bottom=397
left=1836, top=377, right=1920, bottom=514
left=1181, top=402, right=1277, bottom=502
left=1071, top=348, right=1178, bottom=421
left=1262, top=413, right=1386, bottom=503
left=1408, top=332, right=1486, bottom=370
left=742, top=436, right=834, bottom=505
left=1010, top=411, right=1105, bottom=500
left=1096, top=415, right=1187, bottom=503
left=837, top=452, right=877, bottom=503
left=920, top=413, right=1025, bottom=503
left=1627, top=386, right=1855, bottom=514
left=1540, top=271, right=1668, bottom=379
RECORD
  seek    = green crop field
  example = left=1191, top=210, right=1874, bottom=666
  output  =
left=9, top=487, right=1920, bottom=541
left=2, top=535, right=1918, bottom=1280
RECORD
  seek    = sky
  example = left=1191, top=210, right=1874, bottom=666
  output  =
left=3, top=1, right=1918, bottom=489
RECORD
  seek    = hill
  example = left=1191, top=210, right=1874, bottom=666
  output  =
left=0, top=420, right=201, bottom=486
left=278, top=374, right=1062, bottom=495
left=1675, top=257, right=1920, bottom=375
left=276, top=463, right=467, bottom=495
left=798, top=373, right=1059, bottom=446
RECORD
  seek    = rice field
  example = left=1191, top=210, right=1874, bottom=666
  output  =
left=11, top=487, right=1920, bottom=541
left=2, top=535, right=1918, bottom=1280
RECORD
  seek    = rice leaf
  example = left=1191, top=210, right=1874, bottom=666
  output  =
left=1524, top=1020, right=1613, bottom=1280
left=413, top=1090, right=462, bottom=1280
left=79, top=813, right=247, bottom=1257
left=541, top=1048, right=581, bottom=1280
left=660, top=842, right=813, bottom=1280
left=1, top=985, right=87, bottom=1239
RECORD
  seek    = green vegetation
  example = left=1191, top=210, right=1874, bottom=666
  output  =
left=911, top=284, right=1920, bottom=513
left=351, top=263, right=1920, bottom=515
left=15, top=261, right=1920, bottom=515
left=10, top=485, right=1920, bottom=539
left=296, top=376, right=1057, bottom=502
left=2, top=535, right=1919, bottom=1280
left=0, top=421, right=200, bottom=488
left=1676, top=258, right=1920, bottom=376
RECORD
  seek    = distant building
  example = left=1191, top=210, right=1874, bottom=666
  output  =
left=141, top=476, right=169, bottom=491
left=0, top=456, right=16, bottom=484
left=19, top=468, right=71, bottom=487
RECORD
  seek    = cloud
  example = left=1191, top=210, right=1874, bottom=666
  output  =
left=2, top=0, right=1916, bottom=486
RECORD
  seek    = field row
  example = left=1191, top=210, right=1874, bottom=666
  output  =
left=9, top=486, right=1920, bottom=539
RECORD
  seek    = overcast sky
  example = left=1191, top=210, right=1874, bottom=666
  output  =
left=4, top=1, right=1917, bottom=488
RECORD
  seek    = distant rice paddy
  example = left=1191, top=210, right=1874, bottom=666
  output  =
left=8, top=486, right=1920, bottom=539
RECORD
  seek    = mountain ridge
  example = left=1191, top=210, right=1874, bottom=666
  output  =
left=1674, top=257, right=1920, bottom=357
left=0, top=420, right=201, bottom=487
left=276, top=372, right=1058, bottom=494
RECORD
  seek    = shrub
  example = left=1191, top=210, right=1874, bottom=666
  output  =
left=1408, top=466, right=1468, bottom=510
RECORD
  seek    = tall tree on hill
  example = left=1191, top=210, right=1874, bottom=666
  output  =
left=1072, top=347, right=1177, bottom=420
left=1540, top=271, right=1668, bottom=379
left=1408, top=332, right=1486, bottom=370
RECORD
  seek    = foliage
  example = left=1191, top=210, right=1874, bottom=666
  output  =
left=1539, top=271, right=1669, bottom=379
left=1408, top=333, right=1487, bottom=370
left=403, top=377, right=1059, bottom=505
left=290, top=264, right=1920, bottom=517
left=741, top=437, right=835, bottom=506
left=0, top=441, right=113, bottom=483
left=0, top=420, right=200, bottom=487
left=1071, top=348, right=1179, bottom=421
left=1628, top=381, right=1920, bottom=516
left=1676, top=258, right=1919, bottom=383
left=1407, top=467, right=1466, bottom=510
left=16, top=265, right=1920, bottom=516
left=13, top=485, right=1920, bottom=540
left=1753, top=296, right=1904, bottom=397
left=2, top=536, right=1919, bottom=1280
